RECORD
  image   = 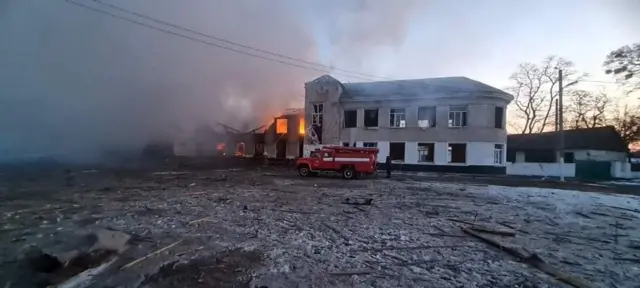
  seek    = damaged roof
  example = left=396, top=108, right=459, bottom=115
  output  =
left=507, top=126, right=628, bottom=152
left=339, top=76, right=512, bottom=102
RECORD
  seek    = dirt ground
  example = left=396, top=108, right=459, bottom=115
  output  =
left=1, top=165, right=639, bottom=288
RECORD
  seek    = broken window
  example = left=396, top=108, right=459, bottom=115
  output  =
left=447, top=143, right=466, bottom=163
left=417, top=143, right=435, bottom=162
left=494, top=106, right=504, bottom=129
left=494, top=144, right=503, bottom=164
left=363, top=142, right=377, bottom=148
left=418, top=106, right=436, bottom=128
left=389, top=108, right=406, bottom=128
left=364, top=109, right=378, bottom=128
left=312, top=103, right=323, bottom=126
left=343, top=110, right=357, bottom=128
left=276, top=118, right=288, bottom=134
left=389, top=142, right=405, bottom=161
left=448, top=105, right=467, bottom=128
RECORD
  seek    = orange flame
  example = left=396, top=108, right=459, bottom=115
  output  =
left=299, top=118, right=305, bottom=134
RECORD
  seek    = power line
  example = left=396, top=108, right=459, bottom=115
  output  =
left=91, top=0, right=387, bottom=82
left=64, top=0, right=505, bottom=95
left=63, top=0, right=348, bottom=77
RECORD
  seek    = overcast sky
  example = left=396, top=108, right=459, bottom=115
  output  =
left=0, top=0, right=638, bottom=161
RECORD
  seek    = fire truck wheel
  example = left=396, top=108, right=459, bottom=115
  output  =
left=298, top=166, right=311, bottom=177
left=342, top=167, right=355, bottom=179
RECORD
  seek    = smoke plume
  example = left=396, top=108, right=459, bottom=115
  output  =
left=0, top=0, right=421, bottom=163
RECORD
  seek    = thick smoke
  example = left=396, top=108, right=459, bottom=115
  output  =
left=0, top=0, right=421, bottom=163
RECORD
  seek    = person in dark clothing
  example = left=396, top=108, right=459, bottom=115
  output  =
left=385, top=156, right=391, bottom=178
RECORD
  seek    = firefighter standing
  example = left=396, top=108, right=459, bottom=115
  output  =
left=385, top=156, right=391, bottom=178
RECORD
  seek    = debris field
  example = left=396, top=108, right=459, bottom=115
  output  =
left=1, top=167, right=639, bottom=288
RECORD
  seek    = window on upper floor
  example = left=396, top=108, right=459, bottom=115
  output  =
left=343, top=110, right=357, bottom=128
left=312, top=103, right=323, bottom=127
left=389, top=108, right=406, bottom=128
left=364, top=109, right=379, bottom=128
left=494, top=106, right=505, bottom=129
left=448, top=105, right=467, bottom=128
left=418, top=106, right=436, bottom=128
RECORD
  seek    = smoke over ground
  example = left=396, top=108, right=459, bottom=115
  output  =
left=0, top=0, right=422, bottom=163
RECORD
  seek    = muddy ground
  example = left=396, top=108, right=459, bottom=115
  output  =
left=1, top=165, right=639, bottom=287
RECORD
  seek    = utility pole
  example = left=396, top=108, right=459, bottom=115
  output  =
left=555, top=99, right=559, bottom=131
left=557, top=69, right=565, bottom=181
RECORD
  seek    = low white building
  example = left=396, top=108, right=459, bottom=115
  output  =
left=506, top=126, right=637, bottom=179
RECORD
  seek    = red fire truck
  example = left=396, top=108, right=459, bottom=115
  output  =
left=296, top=146, right=379, bottom=179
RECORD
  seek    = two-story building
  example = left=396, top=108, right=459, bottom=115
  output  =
left=303, top=75, right=514, bottom=174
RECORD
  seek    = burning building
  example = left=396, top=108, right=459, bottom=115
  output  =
left=264, top=108, right=305, bottom=159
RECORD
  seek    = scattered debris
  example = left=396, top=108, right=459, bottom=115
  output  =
left=341, top=197, right=374, bottom=206
left=462, top=228, right=595, bottom=288
left=121, top=240, right=183, bottom=269
left=470, top=226, right=516, bottom=237
left=612, top=257, right=640, bottom=264
left=328, top=270, right=374, bottom=276
left=575, top=212, right=593, bottom=219
left=266, top=208, right=317, bottom=215
left=322, top=222, right=350, bottom=242
left=353, top=245, right=464, bottom=253
left=189, top=217, right=212, bottom=225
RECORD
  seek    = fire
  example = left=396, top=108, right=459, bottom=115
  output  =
left=276, top=118, right=288, bottom=134
left=299, top=118, right=305, bottom=134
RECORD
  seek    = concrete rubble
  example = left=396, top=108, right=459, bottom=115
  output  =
left=0, top=167, right=639, bottom=287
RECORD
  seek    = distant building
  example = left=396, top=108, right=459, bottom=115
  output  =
left=303, top=75, right=514, bottom=174
left=506, top=126, right=637, bottom=180
left=507, top=126, right=628, bottom=163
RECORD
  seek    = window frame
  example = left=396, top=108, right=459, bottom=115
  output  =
left=494, top=144, right=504, bottom=164
left=311, top=103, right=323, bottom=126
left=389, top=108, right=406, bottom=128
left=417, top=106, right=436, bottom=128
left=417, top=142, right=435, bottom=163
left=448, top=105, right=468, bottom=128
left=364, top=108, right=379, bottom=128
left=343, top=109, right=357, bottom=128
left=389, top=142, right=406, bottom=162
left=447, top=142, right=467, bottom=164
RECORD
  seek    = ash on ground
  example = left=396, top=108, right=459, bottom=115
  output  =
left=1, top=167, right=639, bottom=288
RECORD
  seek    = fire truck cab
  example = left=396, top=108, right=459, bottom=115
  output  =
left=296, top=146, right=379, bottom=179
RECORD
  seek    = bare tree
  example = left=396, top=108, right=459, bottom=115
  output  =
left=566, top=90, right=611, bottom=129
left=508, top=56, right=585, bottom=134
left=610, top=104, right=640, bottom=148
left=604, top=43, right=640, bottom=94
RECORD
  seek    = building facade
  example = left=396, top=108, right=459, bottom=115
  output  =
left=304, top=75, right=513, bottom=174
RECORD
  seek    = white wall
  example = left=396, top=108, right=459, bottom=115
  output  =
left=404, top=142, right=419, bottom=164
left=378, top=141, right=389, bottom=162
left=507, top=162, right=576, bottom=177
left=467, top=142, right=503, bottom=166
left=434, top=142, right=448, bottom=164
left=368, top=141, right=503, bottom=166
left=611, top=161, right=640, bottom=179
